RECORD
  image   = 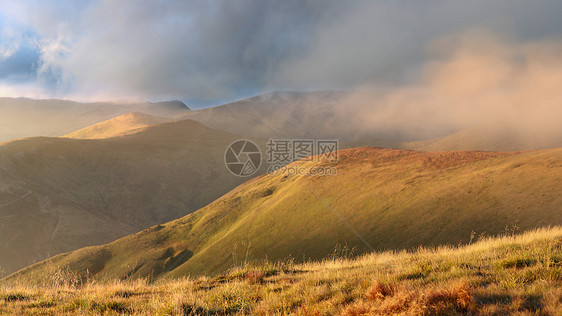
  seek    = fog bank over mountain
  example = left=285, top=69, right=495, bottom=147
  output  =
left=327, top=31, right=562, bottom=142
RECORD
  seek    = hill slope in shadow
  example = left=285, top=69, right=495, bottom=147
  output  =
left=0, top=119, right=260, bottom=275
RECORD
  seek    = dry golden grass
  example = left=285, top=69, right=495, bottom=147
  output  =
left=2, top=226, right=561, bottom=315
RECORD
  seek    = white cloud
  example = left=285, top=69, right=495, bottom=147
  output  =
left=0, top=26, right=21, bottom=60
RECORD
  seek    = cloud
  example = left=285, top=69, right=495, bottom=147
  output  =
left=323, top=31, right=562, bottom=143
left=0, top=0, right=561, bottom=105
left=0, top=26, right=21, bottom=60
left=269, top=1, right=562, bottom=90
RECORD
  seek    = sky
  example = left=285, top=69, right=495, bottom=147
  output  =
left=0, top=0, right=562, bottom=108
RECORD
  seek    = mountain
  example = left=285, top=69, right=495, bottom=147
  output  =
left=63, top=112, right=170, bottom=139
left=176, top=91, right=407, bottom=144
left=0, top=98, right=189, bottom=142
left=176, top=91, right=339, bottom=139
left=9, top=146, right=562, bottom=282
left=0, top=119, right=263, bottom=275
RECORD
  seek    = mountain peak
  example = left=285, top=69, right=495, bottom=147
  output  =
left=151, top=100, right=190, bottom=111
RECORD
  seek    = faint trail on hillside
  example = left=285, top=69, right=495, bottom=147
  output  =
left=0, top=191, right=32, bottom=209
left=50, top=215, right=63, bottom=241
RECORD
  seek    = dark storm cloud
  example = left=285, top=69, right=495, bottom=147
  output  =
left=0, top=0, right=561, bottom=104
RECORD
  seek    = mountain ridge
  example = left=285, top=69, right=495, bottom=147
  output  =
left=63, top=112, right=171, bottom=139
left=0, top=97, right=190, bottom=142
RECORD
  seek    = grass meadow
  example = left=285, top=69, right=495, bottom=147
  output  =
left=1, top=226, right=561, bottom=315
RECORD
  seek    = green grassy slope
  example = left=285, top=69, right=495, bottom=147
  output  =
left=9, top=147, right=562, bottom=283
left=0, top=119, right=262, bottom=275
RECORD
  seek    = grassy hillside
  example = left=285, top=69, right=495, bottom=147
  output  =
left=0, top=119, right=262, bottom=275
left=1, top=227, right=561, bottom=315
left=9, top=147, right=562, bottom=283
left=63, top=112, right=170, bottom=139
left=0, top=98, right=188, bottom=142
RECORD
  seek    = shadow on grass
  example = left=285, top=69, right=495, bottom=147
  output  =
left=520, top=294, right=543, bottom=312
left=475, top=293, right=512, bottom=305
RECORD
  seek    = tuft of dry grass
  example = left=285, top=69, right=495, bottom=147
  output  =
left=340, top=302, right=373, bottom=316
left=244, top=271, right=266, bottom=285
left=365, top=280, right=394, bottom=301
left=417, top=282, right=475, bottom=315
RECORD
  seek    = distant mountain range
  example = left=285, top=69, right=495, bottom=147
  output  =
left=0, top=98, right=189, bottom=142
left=3, top=91, right=562, bottom=150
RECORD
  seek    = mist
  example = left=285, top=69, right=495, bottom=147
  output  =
left=321, top=31, right=562, bottom=146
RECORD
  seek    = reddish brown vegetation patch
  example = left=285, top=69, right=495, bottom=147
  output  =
left=245, top=270, right=266, bottom=284
left=340, top=302, right=373, bottom=316
left=341, top=281, right=475, bottom=315
left=420, top=282, right=474, bottom=314
left=365, top=280, right=394, bottom=301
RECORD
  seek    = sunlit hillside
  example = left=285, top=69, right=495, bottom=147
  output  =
left=63, top=112, right=170, bottom=139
